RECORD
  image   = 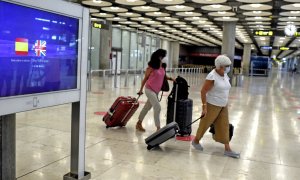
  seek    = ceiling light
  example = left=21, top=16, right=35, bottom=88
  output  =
left=99, top=13, right=106, bottom=15
left=260, top=37, right=266, bottom=40
left=251, top=4, right=262, bottom=8
left=111, top=7, right=119, bottom=10
left=126, top=12, right=133, bottom=15
left=255, top=17, right=262, bottom=19
left=279, top=40, right=283, bottom=43
left=93, top=0, right=102, bottom=3
left=253, top=11, right=262, bottom=14
left=211, top=5, right=222, bottom=9
left=154, top=12, right=162, bottom=15
left=255, top=21, right=263, bottom=24
left=185, top=12, right=193, bottom=14
left=280, top=37, right=285, bottom=40
left=287, top=21, right=294, bottom=24
left=288, top=17, right=297, bottom=19
left=141, top=6, right=150, bottom=9
left=291, top=11, right=300, bottom=14
left=138, top=17, right=144, bottom=20
left=193, top=17, right=200, bottom=19
left=127, top=0, right=137, bottom=2
left=223, top=17, right=230, bottom=19
left=175, top=5, right=185, bottom=9
left=218, top=11, right=226, bottom=14
left=199, top=20, right=206, bottom=23
left=293, top=4, right=300, bottom=8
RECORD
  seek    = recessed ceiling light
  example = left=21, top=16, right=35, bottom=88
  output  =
left=251, top=4, right=262, bottom=8
left=127, top=0, right=137, bottom=2
left=253, top=11, right=262, bottom=14
left=126, top=12, right=133, bottom=15
left=288, top=17, right=297, bottom=19
left=223, top=17, right=230, bottom=19
left=175, top=5, right=185, bottom=9
left=291, top=11, right=300, bottom=14
left=111, top=7, right=119, bottom=10
left=218, top=11, right=226, bottom=14
left=99, top=13, right=106, bottom=15
left=293, top=4, right=300, bottom=8
left=93, top=0, right=102, bottom=3
left=255, top=17, right=262, bottom=19
left=193, top=17, right=200, bottom=19
left=287, top=21, right=294, bottom=24
left=199, top=20, right=206, bottom=23
left=211, top=5, right=222, bottom=9
left=154, top=12, right=162, bottom=15
left=185, top=12, right=193, bottom=14
left=141, top=6, right=150, bottom=9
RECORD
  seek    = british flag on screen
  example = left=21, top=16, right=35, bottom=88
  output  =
left=34, top=40, right=46, bottom=56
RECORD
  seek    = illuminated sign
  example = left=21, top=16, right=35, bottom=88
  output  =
left=295, top=32, right=300, bottom=37
left=92, top=22, right=108, bottom=30
left=260, top=46, right=272, bottom=50
left=279, top=47, right=289, bottom=51
left=254, top=30, right=274, bottom=36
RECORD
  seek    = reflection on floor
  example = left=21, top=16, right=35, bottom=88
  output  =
left=16, top=70, right=300, bottom=180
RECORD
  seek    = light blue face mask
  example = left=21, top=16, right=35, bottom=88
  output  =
left=225, top=66, right=231, bottom=74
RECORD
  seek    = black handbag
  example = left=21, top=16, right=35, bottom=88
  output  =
left=209, top=124, right=234, bottom=141
left=159, top=75, right=169, bottom=102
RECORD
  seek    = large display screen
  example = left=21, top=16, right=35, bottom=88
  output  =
left=0, top=1, right=79, bottom=98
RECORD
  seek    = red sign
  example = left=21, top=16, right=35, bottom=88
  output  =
left=190, top=53, right=219, bottom=57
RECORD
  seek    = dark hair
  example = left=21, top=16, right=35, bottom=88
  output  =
left=162, top=63, right=167, bottom=69
left=148, top=49, right=167, bottom=69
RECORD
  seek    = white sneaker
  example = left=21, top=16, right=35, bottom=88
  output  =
left=224, top=150, right=240, bottom=158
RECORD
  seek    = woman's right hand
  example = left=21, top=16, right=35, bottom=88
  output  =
left=137, top=91, right=143, bottom=96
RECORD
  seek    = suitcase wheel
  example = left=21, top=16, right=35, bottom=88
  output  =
left=106, top=126, right=109, bottom=129
left=147, top=145, right=153, bottom=150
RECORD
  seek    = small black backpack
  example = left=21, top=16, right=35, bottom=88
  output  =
left=169, top=76, right=189, bottom=100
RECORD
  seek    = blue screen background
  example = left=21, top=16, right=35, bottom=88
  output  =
left=0, top=1, right=79, bottom=97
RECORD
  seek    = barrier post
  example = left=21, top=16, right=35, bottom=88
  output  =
left=102, top=70, right=106, bottom=89
left=124, top=69, right=129, bottom=87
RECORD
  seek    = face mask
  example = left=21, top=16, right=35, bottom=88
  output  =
left=225, top=66, right=230, bottom=74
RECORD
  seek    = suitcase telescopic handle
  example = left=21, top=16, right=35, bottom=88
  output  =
left=186, top=115, right=205, bottom=127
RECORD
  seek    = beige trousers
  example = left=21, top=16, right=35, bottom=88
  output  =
left=195, top=103, right=229, bottom=144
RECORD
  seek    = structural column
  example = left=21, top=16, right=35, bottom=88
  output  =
left=242, top=44, right=251, bottom=76
left=221, top=21, right=236, bottom=78
left=99, top=21, right=112, bottom=69
left=169, top=41, right=180, bottom=69
left=0, top=114, right=16, bottom=180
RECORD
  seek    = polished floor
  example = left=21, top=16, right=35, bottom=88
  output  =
left=16, top=69, right=300, bottom=180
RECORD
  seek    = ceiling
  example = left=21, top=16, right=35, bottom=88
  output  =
left=73, top=0, right=300, bottom=59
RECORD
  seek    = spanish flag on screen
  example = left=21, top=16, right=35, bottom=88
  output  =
left=15, top=38, right=28, bottom=55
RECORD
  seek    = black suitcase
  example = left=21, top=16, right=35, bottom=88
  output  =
left=167, top=98, right=193, bottom=136
left=145, top=122, right=179, bottom=150
left=166, top=79, right=193, bottom=136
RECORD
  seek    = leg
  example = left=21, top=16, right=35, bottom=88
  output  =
left=194, top=103, right=222, bottom=144
left=136, top=99, right=152, bottom=132
left=213, top=106, right=240, bottom=158
left=212, top=106, right=230, bottom=145
left=145, top=88, right=161, bottom=130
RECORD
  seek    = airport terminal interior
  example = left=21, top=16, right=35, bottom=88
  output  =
left=0, top=0, right=300, bottom=180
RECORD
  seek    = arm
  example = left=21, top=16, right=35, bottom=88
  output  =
left=166, top=75, right=175, bottom=82
left=200, top=80, right=214, bottom=116
left=138, top=67, right=152, bottom=95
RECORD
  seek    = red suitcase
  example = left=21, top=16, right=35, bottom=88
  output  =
left=103, top=96, right=139, bottom=128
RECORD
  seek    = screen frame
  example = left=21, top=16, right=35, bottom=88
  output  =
left=0, top=0, right=89, bottom=116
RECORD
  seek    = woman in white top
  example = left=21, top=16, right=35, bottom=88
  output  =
left=192, top=55, right=240, bottom=158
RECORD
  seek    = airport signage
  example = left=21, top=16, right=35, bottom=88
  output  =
left=92, top=22, right=109, bottom=30
left=254, top=30, right=300, bottom=37
left=254, top=30, right=274, bottom=36
left=260, top=46, right=299, bottom=50
left=260, top=46, right=273, bottom=50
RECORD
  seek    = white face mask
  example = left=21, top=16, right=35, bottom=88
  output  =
left=225, top=66, right=230, bottom=74
left=161, top=57, right=167, bottom=63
